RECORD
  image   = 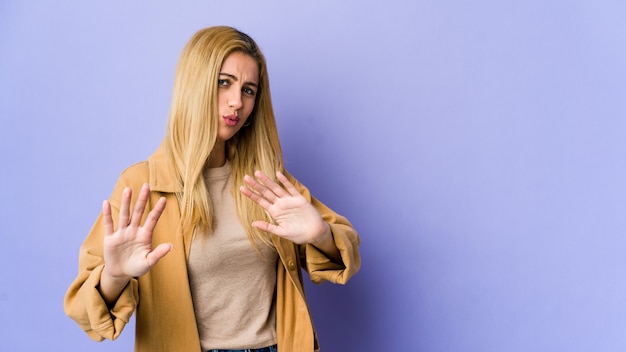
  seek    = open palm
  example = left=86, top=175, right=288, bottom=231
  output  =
left=102, top=184, right=171, bottom=280
left=240, top=171, right=328, bottom=244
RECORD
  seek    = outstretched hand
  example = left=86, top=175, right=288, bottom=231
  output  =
left=240, top=171, right=331, bottom=245
left=102, top=184, right=172, bottom=281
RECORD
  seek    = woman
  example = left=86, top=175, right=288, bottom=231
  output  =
left=64, top=26, right=361, bottom=352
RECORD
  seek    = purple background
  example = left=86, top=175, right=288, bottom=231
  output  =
left=1, top=1, right=625, bottom=351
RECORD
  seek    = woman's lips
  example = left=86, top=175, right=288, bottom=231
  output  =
left=223, top=114, right=240, bottom=126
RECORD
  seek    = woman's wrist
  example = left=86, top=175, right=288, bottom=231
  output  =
left=102, top=265, right=131, bottom=283
left=310, top=223, right=332, bottom=247
left=309, top=223, right=341, bottom=263
left=99, top=266, right=131, bottom=306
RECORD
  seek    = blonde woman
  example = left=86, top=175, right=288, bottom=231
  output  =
left=64, top=26, right=361, bottom=352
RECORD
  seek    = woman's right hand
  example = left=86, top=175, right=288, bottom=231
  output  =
left=100, top=184, right=172, bottom=295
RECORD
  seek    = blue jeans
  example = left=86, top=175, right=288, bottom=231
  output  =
left=205, top=345, right=277, bottom=352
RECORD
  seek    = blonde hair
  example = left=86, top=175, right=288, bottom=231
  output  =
left=162, top=26, right=283, bottom=245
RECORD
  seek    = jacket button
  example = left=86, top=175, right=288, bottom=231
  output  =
left=287, top=259, right=296, bottom=270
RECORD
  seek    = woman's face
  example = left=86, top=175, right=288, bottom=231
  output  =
left=216, top=51, right=259, bottom=142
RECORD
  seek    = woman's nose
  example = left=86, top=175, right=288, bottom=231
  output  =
left=228, top=89, right=243, bottom=111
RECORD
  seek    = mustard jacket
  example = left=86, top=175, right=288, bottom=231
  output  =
left=64, top=145, right=361, bottom=352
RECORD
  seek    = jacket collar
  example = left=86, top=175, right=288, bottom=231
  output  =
left=147, top=143, right=183, bottom=194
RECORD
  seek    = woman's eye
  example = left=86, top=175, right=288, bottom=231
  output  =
left=218, top=79, right=228, bottom=86
left=243, top=87, right=256, bottom=96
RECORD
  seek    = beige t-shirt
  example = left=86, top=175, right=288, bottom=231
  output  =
left=188, top=161, right=278, bottom=350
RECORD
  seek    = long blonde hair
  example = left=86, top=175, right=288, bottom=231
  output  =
left=162, top=26, right=283, bottom=245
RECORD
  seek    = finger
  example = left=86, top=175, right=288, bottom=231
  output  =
left=102, top=200, right=114, bottom=235
left=276, top=171, right=300, bottom=197
left=243, top=174, right=278, bottom=205
left=251, top=220, right=286, bottom=237
left=129, top=184, right=151, bottom=227
left=146, top=243, right=173, bottom=267
left=118, top=187, right=132, bottom=230
left=254, top=171, right=287, bottom=203
left=243, top=174, right=277, bottom=203
left=142, top=197, right=167, bottom=231
left=240, top=185, right=272, bottom=210
left=254, top=170, right=289, bottom=198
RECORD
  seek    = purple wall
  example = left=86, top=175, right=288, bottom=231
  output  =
left=1, top=1, right=625, bottom=351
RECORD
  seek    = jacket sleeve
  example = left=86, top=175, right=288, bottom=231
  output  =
left=63, top=171, right=142, bottom=341
left=290, top=176, right=361, bottom=285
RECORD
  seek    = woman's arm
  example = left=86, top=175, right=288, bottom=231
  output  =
left=240, top=170, right=361, bottom=283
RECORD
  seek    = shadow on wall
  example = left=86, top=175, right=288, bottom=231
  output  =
left=304, top=273, right=380, bottom=350
left=282, top=126, right=385, bottom=350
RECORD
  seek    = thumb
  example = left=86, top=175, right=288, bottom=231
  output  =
left=146, top=243, right=173, bottom=267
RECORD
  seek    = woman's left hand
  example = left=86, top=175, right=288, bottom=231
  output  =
left=240, top=170, right=331, bottom=245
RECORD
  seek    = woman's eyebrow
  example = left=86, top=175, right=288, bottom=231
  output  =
left=219, top=72, right=258, bottom=87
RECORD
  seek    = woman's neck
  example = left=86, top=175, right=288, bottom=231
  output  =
left=207, top=144, right=226, bottom=168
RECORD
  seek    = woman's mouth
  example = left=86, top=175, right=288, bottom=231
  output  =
left=223, top=114, right=240, bottom=126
